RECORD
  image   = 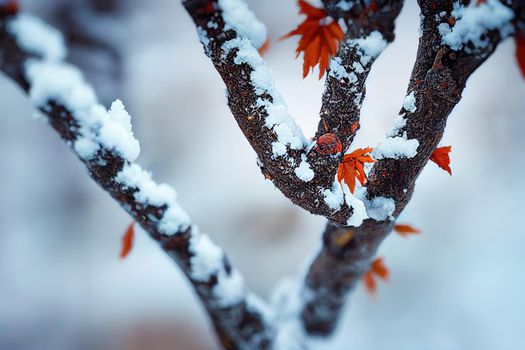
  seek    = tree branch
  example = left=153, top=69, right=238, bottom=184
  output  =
left=300, top=0, right=521, bottom=335
left=182, top=0, right=402, bottom=226
left=0, top=10, right=273, bottom=350
left=316, top=0, right=403, bottom=161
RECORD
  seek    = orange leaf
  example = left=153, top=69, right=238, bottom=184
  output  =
left=282, top=0, right=344, bottom=79
left=120, top=222, right=135, bottom=259
left=371, top=258, right=389, bottom=280
left=430, top=146, right=452, bottom=175
left=394, top=224, right=421, bottom=237
left=258, top=38, right=271, bottom=56
left=362, top=257, right=390, bottom=296
left=337, top=147, right=375, bottom=193
left=516, top=34, right=525, bottom=79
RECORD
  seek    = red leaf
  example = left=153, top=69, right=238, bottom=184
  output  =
left=362, top=257, right=390, bottom=296
left=120, top=222, right=135, bottom=259
left=430, top=146, right=452, bottom=175
left=516, top=34, right=525, bottom=79
left=394, top=224, right=421, bottom=237
left=337, top=147, right=375, bottom=193
left=282, top=0, right=344, bottom=79
left=313, top=133, right=342, bottom=155
left=258, top=38, right=271, bottom=56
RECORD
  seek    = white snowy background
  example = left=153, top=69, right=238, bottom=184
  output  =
left=1, top=0, right=525, bottom=349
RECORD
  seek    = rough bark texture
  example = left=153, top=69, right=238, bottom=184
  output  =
left=182, top=0, right=402, bottom=225
left=2, top=0, right=525, bottom=349
left=300, top=0, right=521, bottom=336
left=316, top=0, right=403, bottom=147
left=0, top=12, right=272, bottom=350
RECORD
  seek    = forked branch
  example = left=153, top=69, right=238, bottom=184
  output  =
left=183, top=0, right=403, bottom=226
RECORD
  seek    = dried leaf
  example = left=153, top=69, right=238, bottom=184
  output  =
left=282, top=0, right=344, bottom=79
left=337, top=147, right=375, bottom=193
left=120, top=222, right=135, bottom=259
left=430, top=146, right=452, bottom=175
left=362, top=257, right=390, bottom=296
left=394, top=224, right=421, bottom=237
left=516, top=33, right=525, bottom=79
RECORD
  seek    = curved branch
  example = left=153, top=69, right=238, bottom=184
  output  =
left=0, top=11, right=273, bottom=350
left=300, top=0, right=520, bottom=335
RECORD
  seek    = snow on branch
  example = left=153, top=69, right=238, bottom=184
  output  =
left=317, top=0, right=403, bottom=152
left=0, top=10, right=273, bottom=349
left=300, top=0, right=520, bottom=336
left=183, top=0, right=404, bottom=227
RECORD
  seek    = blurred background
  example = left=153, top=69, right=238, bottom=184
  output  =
left=1, top=0, right=525, bottom=349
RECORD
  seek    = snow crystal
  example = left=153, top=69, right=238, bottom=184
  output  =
left=272, top=142, right=288, bottom=158
left=158, top=205, right=191, bottom=235
left=97, top=100, right=141, bottom=161
left=386, top=114, right=407, bottom=138
left=329, top=57, right=358, bottom=82
left=342, top=185, right=369, bottom=227
left=440, top=0, right=514, bottom=51
left=25, top=60, right=96, bottom=112
left=373, top=136, right=419, bottom=160
left=403, top=91, right=417, bottom=113
left=213, top=270, right=246, bottom=307
left=115, top=163, right=176, bottom=206
left=322, top=181, right=345, bottom=211
left=74, top=138, right=100, bottom=159
left=365, top=196, right=395, bottom=221
left=115, top=164, right=190, bottom=235
left=350, top=31, right=387, bottom=66
left=189, top=232, right=224, bottom=282
left=8, top=14, right=66, bottom=61
left=218, top=0, right=267, bottom=48
left=294, top=157, right=314, bottom=182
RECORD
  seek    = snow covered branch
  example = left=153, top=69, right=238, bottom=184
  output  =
left=0, top=10, right=273, bottom=350
left=3, top=0, right=524, bottom=348
left=182, top=0, right=404, bottom=227
left=300, top=0, right=522, bottom=335
left=317, top=0, right=403, bottom=151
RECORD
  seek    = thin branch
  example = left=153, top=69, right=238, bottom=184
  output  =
left=301, top=0, right=521, bottom=335
left=316, top=0, right=403, bottom=165
left=182, top=0, right=401, bottom=226
left=0, top=10, right=273, bottom=350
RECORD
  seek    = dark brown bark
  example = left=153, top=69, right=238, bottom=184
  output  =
left=0, top=11, right=272, bottom=350
left=301, top=0, right=521, bottom=336
left=316, top=0, right=403, bottom=150
left=182, top=0, right=402, bottom=226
